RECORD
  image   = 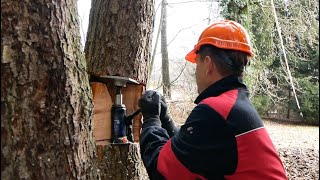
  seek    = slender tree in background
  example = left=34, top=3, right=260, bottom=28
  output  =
left=273, top=0, right=319, bottom=123
left=148, top=2, right=165, bottom=88
left=161, top=0, right=172, bottom=98
left=218, top=0, right=319, bottom=124
left=85, top=0, right=154, bottom=179
left=1, top=0, right=97, bottom=179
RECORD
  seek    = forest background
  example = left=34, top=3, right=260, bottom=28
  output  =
left=78, top=0, right=319, bottom=125
left=1, top=0, right=318, bottom=179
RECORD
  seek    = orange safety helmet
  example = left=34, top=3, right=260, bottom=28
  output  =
left=185, top=20, right=254, bottom=63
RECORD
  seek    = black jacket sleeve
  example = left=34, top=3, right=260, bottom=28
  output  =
left=139, top=104, right=237, bottom=179
left=139, top=118, right=169, bottom=179
left=161, top=118, right=179, bottom=137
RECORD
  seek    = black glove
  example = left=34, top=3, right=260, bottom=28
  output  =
left=160, top=96, right=179, bottom=137
left=139, top=90, right=161, bottom=127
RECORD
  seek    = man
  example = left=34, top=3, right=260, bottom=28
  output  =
left=139, top=20, right=287, bottom=180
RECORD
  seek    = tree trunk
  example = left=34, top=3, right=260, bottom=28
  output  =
left=96, top=143, right=147, bottom=179
left=84, top=0, right=154, bottom=179
left=1, top=1, right=97, bottom=179
left=148, top=5, right=164, bottom=88
left=287, top=86, right=291, bottom=119
left=85, top=0, right=154, bottom=85
left=161, top=0, right=171, bottom=98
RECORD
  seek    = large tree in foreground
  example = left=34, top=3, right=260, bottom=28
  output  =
left=1, top=0, right=97, bottom=179
left=85, top=0, right=154, bottom=179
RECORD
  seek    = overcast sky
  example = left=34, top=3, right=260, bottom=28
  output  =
left=77, top=0, right=221, bottom=62
left=76, top=0, right=221, bottom=98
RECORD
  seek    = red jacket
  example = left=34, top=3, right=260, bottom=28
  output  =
left=140, top=75, right=287, bottom=180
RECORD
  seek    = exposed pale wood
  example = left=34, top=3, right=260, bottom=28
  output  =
left=91, top=82, right=112, bottom=141
left=96, top=141, right=110, bottom=146
left=93, top=81, right=144, bottom=142
left=122, top=84, right=144, bottom=142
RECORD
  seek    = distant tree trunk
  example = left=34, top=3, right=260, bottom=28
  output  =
left=287, top=86, right=291, bottom=119
left=161, top=0, right=171, bottom=98
left=1, top=1, right=97, bottom=179
left=85, top=0, right=154, bottom=179
left=148, top=3, right=165, bottom=88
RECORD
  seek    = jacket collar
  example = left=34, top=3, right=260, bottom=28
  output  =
left=194, top=75, right=247, bottom=104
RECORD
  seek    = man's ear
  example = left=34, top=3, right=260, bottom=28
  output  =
left=205, top=56, right=214, bottom=75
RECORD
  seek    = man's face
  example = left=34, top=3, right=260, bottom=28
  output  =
left=195, top=54, right=208, bottom=94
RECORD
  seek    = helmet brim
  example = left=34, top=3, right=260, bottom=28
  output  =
left=185, top=37, right=254, bottom=63
left=185, top=43, right=203, bottom=63
left=185, top=48, right=197, bottom=63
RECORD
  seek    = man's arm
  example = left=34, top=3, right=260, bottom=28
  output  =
left=159, top=96, right=179, bottom=137
left=139, top=124, right=169, bottom=179
left=139, top=103, right=238, bottom=179
left=138, top=90, right=168, bottom=179
left=161, top=118, right=179, bottom=137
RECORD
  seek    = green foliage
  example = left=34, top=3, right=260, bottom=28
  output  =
left=296, top=78, right=319, bottom=125
left=251, top=95, right=273, bottom=116
left=218, top=0, right=319, bottom=123
left=219, top=0, right=249, bottom=22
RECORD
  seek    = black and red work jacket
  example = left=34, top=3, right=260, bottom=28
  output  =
left=139, top=75, right=287, bottom=180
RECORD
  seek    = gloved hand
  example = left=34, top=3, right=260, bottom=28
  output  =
left=160, top=95, right=179, bottom=137
left=160, top=96, right=170, bottom=123
left=139, top=90, right=161, bottom=126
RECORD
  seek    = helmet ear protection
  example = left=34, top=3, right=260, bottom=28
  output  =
left=185, top=20, right=254, bottom=63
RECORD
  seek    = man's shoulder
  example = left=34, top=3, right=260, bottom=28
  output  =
left=199, top=89, right=239, bottom=120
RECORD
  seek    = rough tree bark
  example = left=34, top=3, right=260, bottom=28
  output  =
left=85, top=0, right=154, bottom=85
left=85, top=0, right=154, bottom=179
left=161, top=0, right=171, bottom=98
left=1, top=1, right=97, bottom=179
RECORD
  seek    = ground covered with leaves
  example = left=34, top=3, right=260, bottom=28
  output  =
left=264, top=120, right=319, bottom=180
left=168, top=101, right=319, bottom=179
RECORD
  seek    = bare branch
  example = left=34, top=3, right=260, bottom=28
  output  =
left=152, top=61, right=188, bottom=90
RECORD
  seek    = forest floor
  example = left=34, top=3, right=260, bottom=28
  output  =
left=264, top=120, right=319, bottom=179
left=168, top=101, right=319, bottom=179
